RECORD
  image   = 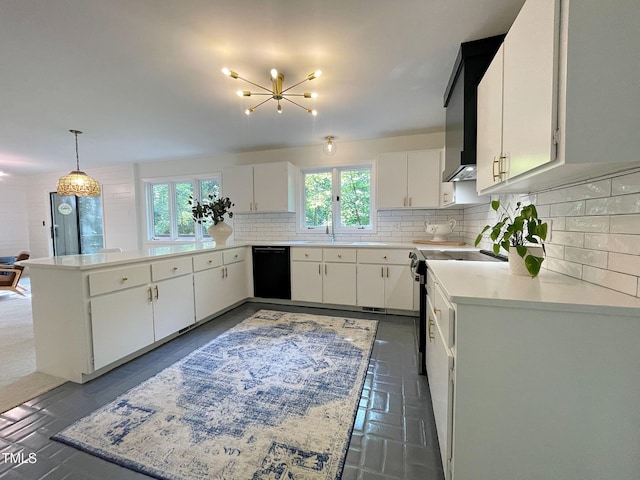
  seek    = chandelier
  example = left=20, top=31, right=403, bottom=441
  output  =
left=56, top=130, right=101, bottom=197
left=221, top=67, right=321, bottom=116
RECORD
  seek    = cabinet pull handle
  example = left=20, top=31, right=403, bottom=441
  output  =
left=225, top=267, right=228, bottom=278
left=428, top=318, right=435, bottom=342
left=403, top=197, right=407, bottom=207
left=154, top=285, right=159, bottom=300
left=409, top=197, right=412, bottom=206
left=381, top=266, right=384, bottom=277
left=493, top=155, right=507, bottom=181
left=221, top=268, right=225, bottom=278
left=434, top=307, right=441, bottom=314
left=121, top=276, right=128, bottom=281
left=318, top=264, right=321, bottom=275
left=386, top=267, right=389, bottom=277
left=147, top=287, right=152, bottom=302
left=492, top=156, right=500, bottom=181
left=254, top=202, right=257, bottom=211
left=325, top=264, right=327, bottom=275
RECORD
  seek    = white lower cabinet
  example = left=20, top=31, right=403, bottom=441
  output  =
left=90, top=285, right=155, bottom=370
left=151, top=274, right=195, bottom=341
left=290, top=247, right=356, bottom=306
left=291, top=260, right=323, bottom=303
left=357, top=249, right=414, bottom=310
left=323, top=262, right=357, bottom=306
left=194, top=248, right=248, bottom=320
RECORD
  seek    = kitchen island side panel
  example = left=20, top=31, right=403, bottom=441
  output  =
left=452, top=303, right=640, bottom=480
left=30, top=267, right=92, bottom=383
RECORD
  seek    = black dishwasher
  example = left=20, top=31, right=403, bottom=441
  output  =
left=252, top=246, right=291, bottom=299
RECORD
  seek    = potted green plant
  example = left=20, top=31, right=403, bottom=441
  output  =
left=189, top=195, right=234, bottom=245
left=474, top=200, right=548, bottom=277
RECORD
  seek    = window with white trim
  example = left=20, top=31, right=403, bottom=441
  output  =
left=301, top=165, right=374, bottom=233
left=146, top=176, right=221, bottom=241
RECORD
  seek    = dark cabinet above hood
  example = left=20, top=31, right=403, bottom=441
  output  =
left=443, top=35, right=504, bottom=182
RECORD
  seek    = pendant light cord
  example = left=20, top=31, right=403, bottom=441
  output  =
left=70, top=129, right=82, bottom=170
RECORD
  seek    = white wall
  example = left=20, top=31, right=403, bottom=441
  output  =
left=0, top=175, right=29, bottom=256
left=1, top=164, right=139, bottom=260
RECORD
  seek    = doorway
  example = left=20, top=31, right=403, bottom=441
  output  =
left=50, top=193, right=104, bottom=256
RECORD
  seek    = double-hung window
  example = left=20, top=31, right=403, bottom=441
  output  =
left=301, top=165, right=374, bottom=233
left=146, top=176, right=221, bottom=241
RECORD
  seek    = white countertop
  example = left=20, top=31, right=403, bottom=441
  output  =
left=19, top=240, right=428, bottom=270
left=428, top=260, right=640, bottom=314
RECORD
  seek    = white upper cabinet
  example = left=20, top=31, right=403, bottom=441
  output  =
left=223, top=161, right=297, bottom=213
left=377, top=149, right=442, bottom=209
left=477, top=0, right=640, bottom=194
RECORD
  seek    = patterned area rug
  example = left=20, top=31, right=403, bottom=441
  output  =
left=53, top=310, right=378, bottom=480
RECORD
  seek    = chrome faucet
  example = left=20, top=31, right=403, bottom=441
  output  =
left=325, top=213, right=335, bottom=242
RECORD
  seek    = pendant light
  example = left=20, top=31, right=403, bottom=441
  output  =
left=56, top=130, right=101, bottom=197
left=323, top=136, right=337, bottom=155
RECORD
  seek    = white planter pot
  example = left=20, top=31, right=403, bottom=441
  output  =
left=508, top=246, right=544, bottom=277
left=207, top=221, right=233, bottom=246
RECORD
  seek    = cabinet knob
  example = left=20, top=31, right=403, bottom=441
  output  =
left=337, top=254, right=342, bottom=258
left=383, top=255, right=387, bottom=259
left=208, top=260, right=213, bottom=264
left=428, top=318, right=435, bottom=341
left=121, top=276, right=128, bottom=281
left=173, top=266, right=178, bottom=271
left=234, top=254, right=238, bottom=258
left=304, top=253, right=309, bottom=257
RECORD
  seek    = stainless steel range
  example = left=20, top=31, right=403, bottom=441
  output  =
left=409, top=248, right=507, bottom=375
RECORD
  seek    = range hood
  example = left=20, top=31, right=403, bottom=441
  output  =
left=443, top=35, right=504, bottom=182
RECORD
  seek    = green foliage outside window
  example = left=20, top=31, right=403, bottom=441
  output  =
left=152, top=184, right=170, bottom=237
left=304, top=167, right=371, bottom=229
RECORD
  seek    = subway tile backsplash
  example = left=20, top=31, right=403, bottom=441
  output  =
left=233, top=208, right=465, bottom=244
left=466, top=168, right=640, bottom=297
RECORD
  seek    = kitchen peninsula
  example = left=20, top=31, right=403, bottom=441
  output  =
left=425, top=260, right=640, bottom=480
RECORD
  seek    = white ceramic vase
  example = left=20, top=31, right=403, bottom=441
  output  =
left=207, top=221, right=233, bottom=246
left=508, top=246, right=544, bottom=276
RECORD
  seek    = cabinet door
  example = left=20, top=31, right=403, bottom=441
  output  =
left=152, top=275, right=195, bottom=341
left=91, top=285, right=154, bottom=370
left=407, top=150, right=441, bottom=208
left=426, top=322, right=454, bottom=478
left=502, top=0, right=559, bottom=179
left=323, top=263, right=357, bottom=306
left=222, top=261, right=248, bottom=308
left=477, top=44, right=505, bottom=192
left=194, top=268, right=220, bottom=321
left=253, top=162, right=294, bottom=212
left=384, top=264, right=414, bottom=310
left=356, top=264, right=385, bottom=308
left=291, top=261, right=323, bottom=303
left=377, top=152, right=408, bottom=208
left=223, top=165, right=254, bottom=213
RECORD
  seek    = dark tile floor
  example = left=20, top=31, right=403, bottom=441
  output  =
left=0, top=302, right=444, bottom=480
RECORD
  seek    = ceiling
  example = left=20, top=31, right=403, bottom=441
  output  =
left=0, top=0, right=524, bottom=175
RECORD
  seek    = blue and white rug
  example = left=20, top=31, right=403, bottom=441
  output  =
left=53, top=310, right=378, bottom=479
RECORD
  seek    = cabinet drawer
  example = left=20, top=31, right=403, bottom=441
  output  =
left=192, top=252, right=223, bottom=272
left=223, top=247, right=246, bottom=265
left=89, top=264, right=150, bottom=296
left=323, top=248, right=357, bottom=263
left=291, top=247, right=323, bottom=262
left=434, top=283, right=455, bottom=348
left=151, top=257, right=193, bottom=282
left=358, top=248, right=411, bottom=265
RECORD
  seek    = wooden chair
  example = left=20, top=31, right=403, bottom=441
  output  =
left=0, top=251, right=29, bottom=297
